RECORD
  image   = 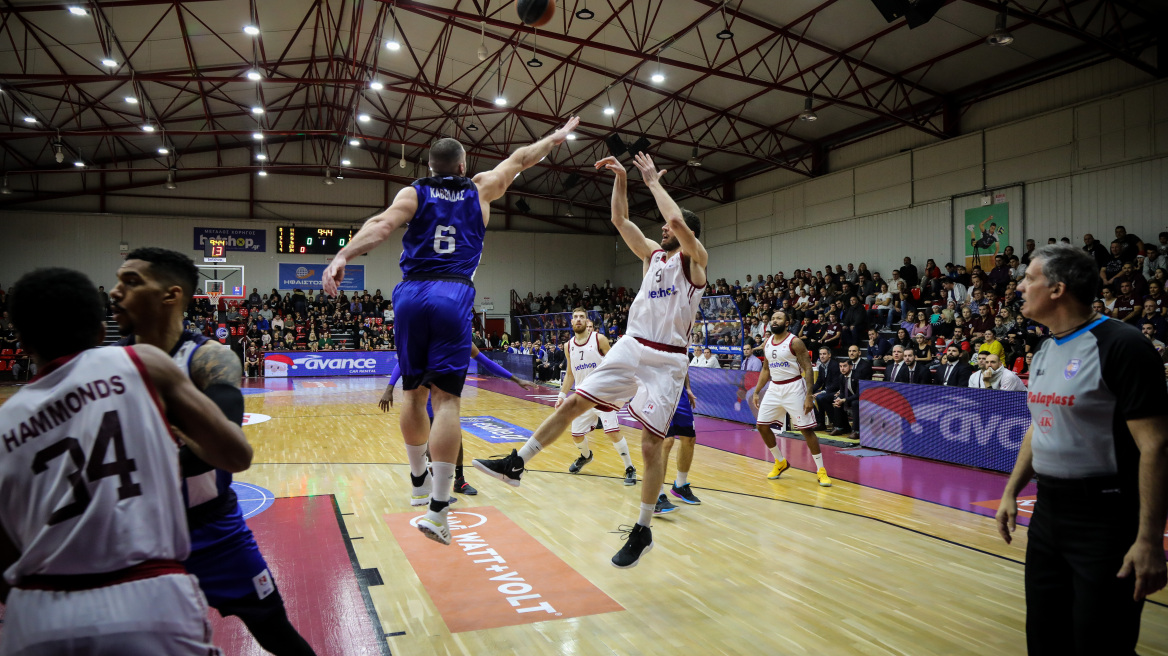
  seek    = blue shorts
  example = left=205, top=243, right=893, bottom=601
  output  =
left=185, top=502, right=271, bottom=608
left=392, top=279, right=474, bottom=396
left=667, top=392, right=696, bottom=438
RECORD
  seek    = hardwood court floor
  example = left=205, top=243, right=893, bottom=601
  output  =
left=3, top=378, right=1168, bottom=655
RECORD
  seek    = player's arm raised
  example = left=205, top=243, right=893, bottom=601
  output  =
left=595, top=156, right=658, bottom=264
left=322, top=186, right=419, bottom=296
left=474, top=116, right=580, bottom=206
left=631, top=152, right=708, bottom=287
left=131, top=344, right=253, bottom=473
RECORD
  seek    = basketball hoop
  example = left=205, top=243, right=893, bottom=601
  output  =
left=207, top=288, right=222, bottom=308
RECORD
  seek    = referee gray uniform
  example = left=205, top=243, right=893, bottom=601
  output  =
left=1024, top=316, right=1167, bottom=655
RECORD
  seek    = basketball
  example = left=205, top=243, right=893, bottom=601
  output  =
left=516, top=0, right=556, bottom=26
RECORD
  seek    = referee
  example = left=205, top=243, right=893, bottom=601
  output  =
left=997, top=244, right=1168, bottom=655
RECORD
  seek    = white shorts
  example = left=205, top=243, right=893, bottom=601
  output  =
left=574, top=336, right=688, bottom=439
left=570, top=405, right=621, bottom=437
left=757, top=377, right=816, bottom=430
left=0, top=574, right=220, bottom=656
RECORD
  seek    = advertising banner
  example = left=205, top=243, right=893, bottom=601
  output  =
left=194, top=227, right=266, bottom=252
left=858, top=381, right=1029, bottom=472
left=459, top=416, right=532, bottom=443
left=277, top=263, right=364, bottom=291
left=963, top=203, right=1010, bottom=271
left=687, top=367, right=763, bottom=425
left=263, top=350, right=396, bottom=377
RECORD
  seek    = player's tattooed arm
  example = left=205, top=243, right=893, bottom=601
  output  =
left=189, top=341, right=243, bottom=391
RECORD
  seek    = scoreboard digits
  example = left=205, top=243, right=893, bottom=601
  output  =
left=276, top=226, right=356, bottom=254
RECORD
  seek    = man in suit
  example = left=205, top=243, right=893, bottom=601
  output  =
left=811, top=346, right=840, bottom=430
left=902, top=349, right=932, bottom=384
left=846, top=344, right=874, bottom=381
left=828, top=358, right=860, bottom=437
left=933, top=344, right=974, bottom=387
left=885, top=345, right=909, bottom=383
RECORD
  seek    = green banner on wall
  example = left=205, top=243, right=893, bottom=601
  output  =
left=963, top=203, right=1010, bottom=271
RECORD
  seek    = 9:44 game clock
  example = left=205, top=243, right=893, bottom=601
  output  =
left=276, top=226, right=356, bottom=254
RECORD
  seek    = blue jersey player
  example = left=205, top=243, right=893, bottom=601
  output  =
left=659, top=373, right=701, bottom=511
left=322, top=116, right=580, bottom=545
left=111, top=248, right=315, bottom=656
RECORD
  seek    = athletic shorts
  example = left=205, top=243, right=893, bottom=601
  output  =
left=392, top=279, right=474, bottom=396
left=574, top=336, right=688, bottom=439
left=185, top=503, right=276, bottom=611
left=667, top=392, right=696, bottom=438
left=757, top=377, right=816, bottom=430
left=571, top=406, right=620, bottom=437
left=0, top=574, right=220, bottom=656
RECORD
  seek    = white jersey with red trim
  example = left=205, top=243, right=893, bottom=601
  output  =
left=567, top=331, right=603, bottom=388
left=0, top=347, right=189, bottom=585
left=625, top=250, right=705, bottom=347
left=764, top=332, right=802, bottom=382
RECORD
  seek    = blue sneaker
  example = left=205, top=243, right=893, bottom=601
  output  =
left=670, top=483, right=701, bottom=505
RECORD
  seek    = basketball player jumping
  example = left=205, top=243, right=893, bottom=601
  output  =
left=749, top=309, right=833, bottom=487
left=379, top=343, right=536, bottom=496
left=111, top=248, right=316, bottom=655
left=322, top=116, right=580, bottom=545
left=0, top=268, right=253, bottom=655
left=475, top=152, right=707, bottom=569
left=561, top=307, right=638, bottom=485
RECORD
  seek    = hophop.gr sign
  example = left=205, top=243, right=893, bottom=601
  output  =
left=263, top=351, right=397, bottom=377
left=193, top=227, right=266, bottom=252
left=277, top=263, right=364, bottom=291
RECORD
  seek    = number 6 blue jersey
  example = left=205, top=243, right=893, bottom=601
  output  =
left=400, top=176, right=484, bottom=281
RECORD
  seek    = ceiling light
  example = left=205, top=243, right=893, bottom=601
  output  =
left=494, top=96, right=507, bottom=106
left=799, top=96, right=818, bottom=122
left=576, top=6, right=594, bottom=19
left=687, top=146, right=702, bottom=167
left=165, top=169, right=177, bottom=190
left=74, top=161, right=86, bottom=167
left=369, top=81, right=384, bottom=90
left=986, top=7, right=1014, bottom=46
left=251, top=106, right=264, bottom=115
left=125, top=96, right=138, bottom=104
left=22, top=116, right=36, bottom=123
left=247, top=70, right=263, bottom=81
left=68, top=6, right=87, bottom=16
left=651, top=72, right=665, bottom=83
left=157, top=146, right=169, bottom=155
left=0, top=176, right=11, bottom=195
left=467, top=124, right=479, bottom=132
left=358, top=113, right=371, bottom=123
left=716, top=28, right=733, bottom=40
left=349, top=138, right=360, bottom=146
left=54, top=143, right=64, bottom=162
left=256, top=153, right=267, bottom=161
left=243, top=25, right=260, bottom=35
left=257, top=169, right=268, bottom=177
left=527, top=56, right=543, bottom=68
left=477, top=42, right=488, bottom=61
left=101, top=57, right=117, bottom=67
left=385, top=39, right=401, bottom=51
left=566, top=133, right=576, bottom=140
left=341, top=159, right=351, bottom=166
left=603, top=106, right=615, bottom=116
left=252, top=132, right=264, bottom=140
left=142, top=124, right=155, bottom=132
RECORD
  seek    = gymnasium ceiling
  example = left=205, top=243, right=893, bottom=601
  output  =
left=0, top=0, right=1161, bottom=232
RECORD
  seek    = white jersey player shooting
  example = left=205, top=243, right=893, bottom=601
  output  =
left=475, top=152, right=707, bottom=569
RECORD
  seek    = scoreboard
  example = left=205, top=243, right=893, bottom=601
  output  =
left=203, top=237, right=228, bottom=263
left=276, top=226, right=356, bottom=254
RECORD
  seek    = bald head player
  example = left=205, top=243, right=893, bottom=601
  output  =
left=111, top=248, right=316, bottom=656
left=321, top=115, right=580, bottom=545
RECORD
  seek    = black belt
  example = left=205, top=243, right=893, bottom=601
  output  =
left=403, top=274, right=474, bottom=287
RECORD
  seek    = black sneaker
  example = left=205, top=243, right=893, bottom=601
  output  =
left=623, top=466, right=637, bottom=486
left=472, top=450, right=525, bottom=488
left=610, top=524, right=654, bottom=569
left=670, top=483, right=701, bottom=505
left=654, top=493, right=678, bottom=515
left=454, top=478, right=478, bottom=495
left=568, top=453, right=593, bottom=474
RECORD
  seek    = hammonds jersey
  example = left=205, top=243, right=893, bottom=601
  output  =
left=568, top=332, right=603, bottom=388
left=0, top=347, right=189, bottom=584
left=625, top=250, right=704, bottom=347
left=401, top=176, right=485, bottom=280
left=764, top=332, right=801, bottom=382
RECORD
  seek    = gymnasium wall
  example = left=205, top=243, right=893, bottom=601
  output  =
left=0, top=212, right=618, bottom=315
left=615, top=75, right=1168, bottom=288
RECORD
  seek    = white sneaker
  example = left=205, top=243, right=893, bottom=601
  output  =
left=410, top=471, right=432, bottom=506
left=417, top=507, right=451, bottom=545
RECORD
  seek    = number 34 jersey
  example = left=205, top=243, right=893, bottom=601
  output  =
left=400, top=176, right=485, bottom=280
left=0, top=346, right=189, bottom=585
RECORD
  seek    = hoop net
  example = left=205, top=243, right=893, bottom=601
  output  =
left=207, top=289, right=222, bottom=308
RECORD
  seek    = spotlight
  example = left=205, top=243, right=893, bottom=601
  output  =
left=370, top=81, right=384, bottom=90
left=477, top=43, right=489, bottom=61
left=141, top=124, right=155, bottom=132
left=603, top=107, right=615, bottom=116
left=986, top=7, right=1014, bottom=46
left=165, top=169, right=177, bottom=190
left=256, top=153, right=267, bottom=161
left=247, top=70, right=263, bottom=81
left=23, top=116, right=36, bottom=123
left=798, top=96, right=818, bottom=122
left=68, top=6, right=87, bottom=16
left=257, top=169, right=268, bottom=177
left=385, top=39, right=401, bottom=51
left=566, top=133, right=576, bottom=140
left=252, top=132, right=264, bottom=140
left=341, top=159, right=351, bottom=166
left=54, top=143, right=64, bottom=163
left=349, top=138, right=360, bottom=146
left=244, top=25, right=260, bottom=35
left=74, top=161, right=86, bottom=167
left=251, top=106, right=264, bottom=115
left=101, top=57, right=118, bottom=67
left=0, top=176, right=11, bottom=195
left=651, top=72, right=665, bottom=83
left=158, top=146, right=169, bottom=155
left=357, top=114, right=371, bottom=122
left=494, top=96, right=507, bottom=106
left=125, top=96, right=138, bottom=104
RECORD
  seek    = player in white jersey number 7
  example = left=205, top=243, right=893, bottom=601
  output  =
left=476, top=152, right=708, bottom=569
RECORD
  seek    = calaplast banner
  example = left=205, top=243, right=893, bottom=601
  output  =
left=858, top=381, right=1030, bottom=472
